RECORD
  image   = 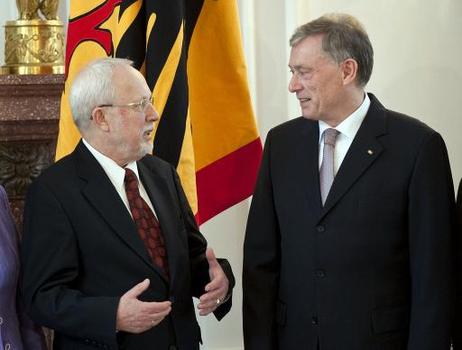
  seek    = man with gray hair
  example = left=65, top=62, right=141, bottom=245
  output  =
left=243, top=13, right=455, bottom=350
left=21, top=57, right=234, bottom=350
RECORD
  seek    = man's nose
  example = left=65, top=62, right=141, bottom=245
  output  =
left=145, top=103, right=159, bottom=121
left=288, top=74, right=301, bottom=93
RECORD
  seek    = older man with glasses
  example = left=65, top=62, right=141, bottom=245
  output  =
left=20, top=57, right=234, bottom=350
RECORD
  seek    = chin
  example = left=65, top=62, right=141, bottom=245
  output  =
left=302, top=113, right=319, bottom=120
left=140, top=143, right=153, bottom=156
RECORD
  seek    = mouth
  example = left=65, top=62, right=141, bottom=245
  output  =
left=298, top=97, right=311, bottom=104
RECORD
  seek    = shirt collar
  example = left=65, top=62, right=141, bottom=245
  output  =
left=82, top=139, right=140, bottom=187
left=318, top=93, right=370, bottom=142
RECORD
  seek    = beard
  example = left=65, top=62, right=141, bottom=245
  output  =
left=115, top=138, right=153, bottom=164
left=139, top=140, right=153, bottom=157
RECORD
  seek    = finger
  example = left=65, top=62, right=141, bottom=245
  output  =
left=143, top=300, right=172, bottom=313
left=198, top=306, right=216, bottom=316
left=199, top=288, right=223, bottom=303
left=150, top=312, right=169, bottom=327
left=204, top=276, right=223, bottom=292
left=147, top=305, right=172, bottom=328
left=198, top=291, right=225, bottom=309
left=124, top=279, right=150, bottom=299
left=131, top=304, right=172, bottom=332
left=152, top=305, right=172, bottom=319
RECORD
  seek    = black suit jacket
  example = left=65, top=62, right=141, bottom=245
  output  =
left=455, top=179, right=462, bottom=349
left=243, top=94, right=455, bottom=350
left=21, top=141, right=234, bottom=350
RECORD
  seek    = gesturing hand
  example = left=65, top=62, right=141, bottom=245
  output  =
left=116, top=279, right=171, bottom=333
left=197, top=248, right=229, bottom=316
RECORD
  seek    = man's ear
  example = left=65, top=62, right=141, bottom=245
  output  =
left=341, top=58, right=358, bottom=85
left=91, top=107, right=110, bottom=132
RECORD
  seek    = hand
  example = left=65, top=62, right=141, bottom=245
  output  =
left=197, top=248, right=229, bottom=316
left=116, top=279, right=171, bottom=333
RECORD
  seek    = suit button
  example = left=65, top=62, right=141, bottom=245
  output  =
left=311, top=316, right=319, bottom=325
left=169, top=346, right=178, bottom=350
left=316, top=225, right=325, bottom=233
left=315, top=269, right=326, bottom=278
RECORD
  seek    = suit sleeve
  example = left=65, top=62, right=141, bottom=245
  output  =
left=406, top=132, right=455, bottom=350
left=454, top=179, right=462, bottom=349
left=243, top=130, right=280, bottom=350
left=20, top=180, right=120, bottom=348
left=170, top=166, right=235, bottom=320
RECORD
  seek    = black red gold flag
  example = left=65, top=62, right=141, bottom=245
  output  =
left=56, top=0, right=262, bottom=224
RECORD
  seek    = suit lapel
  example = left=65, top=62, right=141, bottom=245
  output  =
left=73, top=142, right=157, bottom=273
left=318, top=95, right=387, bottom=222
left=138, top=160, right=180, bottom=287
left=298, top=120, right=323, bottom=219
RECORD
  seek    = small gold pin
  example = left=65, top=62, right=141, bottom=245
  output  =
left=367, top=149, right=374, bottom=155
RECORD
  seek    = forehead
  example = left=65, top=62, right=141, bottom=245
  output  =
left=113, top=65, right=150, bottom=97
left=289, top=34, right=328, bottom=67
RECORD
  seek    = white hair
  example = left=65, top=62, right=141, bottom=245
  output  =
left=69, top=57, right=134, bottom=132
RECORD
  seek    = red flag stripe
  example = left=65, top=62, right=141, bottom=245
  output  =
left=65, top=0, right=122, bottom=72
left=196, top=138, right=262, bottom=224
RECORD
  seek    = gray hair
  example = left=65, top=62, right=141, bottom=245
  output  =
left=290, top=13, right=373, bottom=87
left=69, top=57, right=134, bottom=131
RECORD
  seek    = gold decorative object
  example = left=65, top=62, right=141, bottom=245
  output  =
left=2, top=0, right=64, bottom=74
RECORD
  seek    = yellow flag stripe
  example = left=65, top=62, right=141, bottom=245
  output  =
left=112, top=1, right=142, bottom=50
left=176, top=109, right=198, bottom=214
left=188, top=0, right=259, bottom=170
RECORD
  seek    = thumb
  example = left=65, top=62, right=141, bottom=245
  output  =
left=206, top=247, right=220, bottom=269
left=124, top=278, right=150, bottom=299
left=205, top=248, right=220, bottom=272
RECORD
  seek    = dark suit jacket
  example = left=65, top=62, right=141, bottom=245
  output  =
left=21, top=141, right=234, bottom=350
left=455, top=179, right=462, bottom=349
left=243, top=94, right=455, bottom=350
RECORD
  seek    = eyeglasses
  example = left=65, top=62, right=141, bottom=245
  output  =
left=98, top=96, right=153, bottom=113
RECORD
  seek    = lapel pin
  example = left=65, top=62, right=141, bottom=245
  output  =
left=367, top=149, right=374, bottom=155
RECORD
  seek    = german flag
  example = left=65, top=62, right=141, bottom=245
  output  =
left=56, top=0, right=262, bottom=224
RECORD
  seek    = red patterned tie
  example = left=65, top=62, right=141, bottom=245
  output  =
left=124, top=168, right=169, bottom=278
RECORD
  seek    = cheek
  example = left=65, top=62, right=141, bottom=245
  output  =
left=112, top=117, right=129, bottom=132
left=318, top=76, right=340, bottom=98
left=132, top=124, right=146, bottom=141
left=301, top=78, right=315, bottom=91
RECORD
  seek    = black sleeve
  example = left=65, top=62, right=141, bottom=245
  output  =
left=20, top=180, right=120, bottom=348
left=243, top=130, right=280, bottom=350
left=170, top=166, right=235, bottom=321
left=454, top=178, right=462, bottom=349
left=406, top=132, right=456, bottom=350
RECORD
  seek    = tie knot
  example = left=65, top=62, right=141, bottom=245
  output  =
left=124, top=168, right=139, bottom=189
left=323, top=128, right=339, bottom=146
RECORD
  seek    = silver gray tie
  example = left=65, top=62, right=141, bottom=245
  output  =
left=319, top=128, right=339, bottom=205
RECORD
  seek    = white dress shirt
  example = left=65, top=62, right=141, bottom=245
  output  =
left=82, top=139, right=158, bottom=218
left=318, top=94, right=371, bottom=175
